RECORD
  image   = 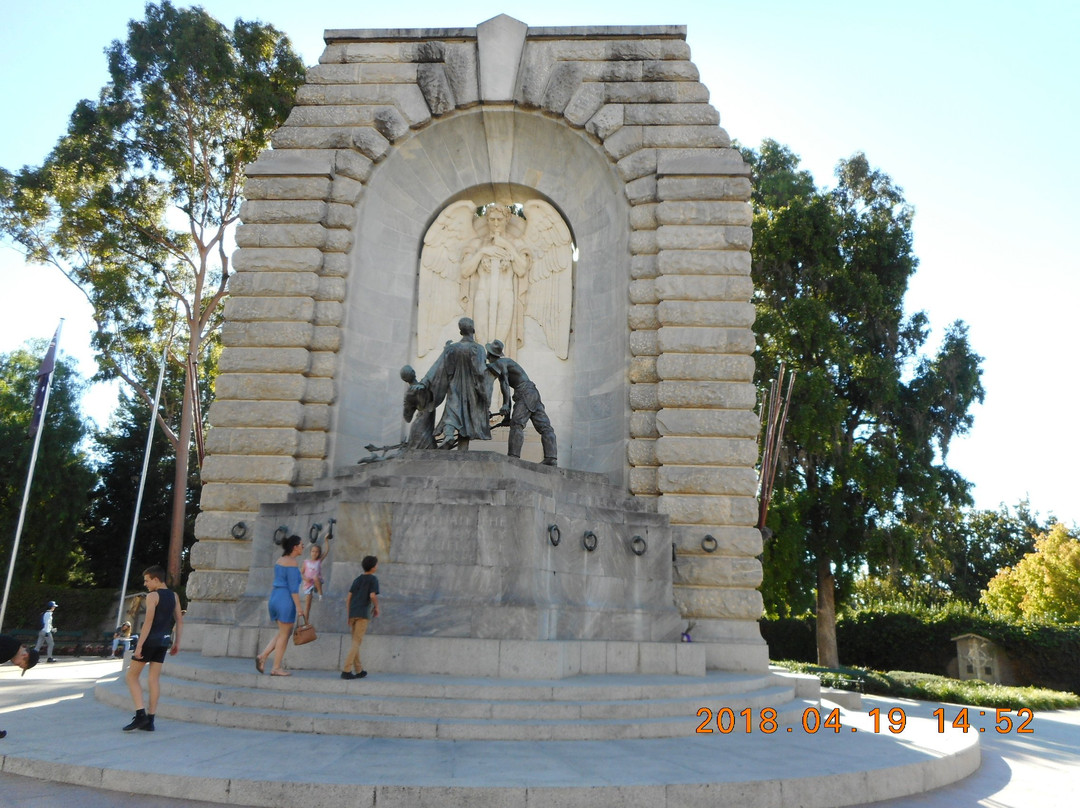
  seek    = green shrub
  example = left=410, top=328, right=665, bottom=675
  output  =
left=4, top=584, right=121, bottom=633
left=776, top=660, right=1080, bottom=710
left=759, top=614, right=817, bottom=662
left=762, top=603, right=1080, bottom=695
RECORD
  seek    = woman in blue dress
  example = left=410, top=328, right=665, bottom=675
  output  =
left=256, top=534, right=306, bottom=676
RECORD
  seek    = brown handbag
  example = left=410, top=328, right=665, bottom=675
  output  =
left=293, top=615, right=317, bottom=645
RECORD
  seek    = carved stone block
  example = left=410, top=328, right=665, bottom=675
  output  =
left=224, top=296, right=315, bottom=324
left=657, top=300, right=756, bottom=328
left=239, top=200, right=326, bottom=225
left=656, top=381, right=757, bottom=409
left=656, top=353, right=756, bottom=383
left=658, top=494, right=759, bottom=527
left=674, top=586, right=764, bottom=621
left=655, top=408, right=761, bottom=438
left=670, top=524, right=763, bottom=558
left=658, top=249, right=752, bottom=276
left=658, top=465, right=760, bottom=497
left=655, top=436, right=759, bottom=467
left=204, top=427, right=300, bottom=457
left=658, top=326, right=756, bottom=355
left=208, top=400, right=305, bottom=430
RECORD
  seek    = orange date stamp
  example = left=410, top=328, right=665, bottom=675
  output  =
left=695, top=706, right=1035, bottom=735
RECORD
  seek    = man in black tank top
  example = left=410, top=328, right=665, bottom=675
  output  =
left=123, top=565, right=183, bottom=732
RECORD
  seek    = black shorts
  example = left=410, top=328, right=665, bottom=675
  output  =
left=134, top=644, right=167, bottom=664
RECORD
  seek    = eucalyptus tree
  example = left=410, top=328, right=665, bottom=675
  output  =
left=79, top=370, right=213, bottom=590
left=0, top=2, right=305, bottom=585
left=744, top=140, right=985, bottom=665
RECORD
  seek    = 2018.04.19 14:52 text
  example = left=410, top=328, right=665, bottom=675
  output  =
left=695, top=706, right=1035, bottom=735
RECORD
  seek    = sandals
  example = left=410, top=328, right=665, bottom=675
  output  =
left=255, top=655, right=265, bottom=674
left=270, top=669, right=291, bottom=676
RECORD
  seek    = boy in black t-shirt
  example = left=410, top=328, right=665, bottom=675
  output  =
left=341, top=556, right=379, bottom=680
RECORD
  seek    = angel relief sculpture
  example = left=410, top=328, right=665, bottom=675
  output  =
left=417, top=200, right=574, bottom=360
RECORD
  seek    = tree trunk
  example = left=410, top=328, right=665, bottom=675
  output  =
left=167, top=343, right=196, bottom=589
left=816, top=556, right=839, bottom=667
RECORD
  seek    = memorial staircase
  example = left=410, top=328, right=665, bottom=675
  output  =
left=94, top=653, right=818, bottom=741
left=42, top=652, right=984, bottom=808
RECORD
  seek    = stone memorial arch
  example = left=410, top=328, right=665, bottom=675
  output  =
left=186, top=16, right=766, bottom=672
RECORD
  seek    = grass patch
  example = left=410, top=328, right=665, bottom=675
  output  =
left=774, top=660, right=1080, bottom=711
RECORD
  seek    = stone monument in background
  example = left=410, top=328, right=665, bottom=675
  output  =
left=184, top=15, right=767, bottom=673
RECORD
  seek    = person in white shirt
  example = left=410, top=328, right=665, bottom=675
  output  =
left=34, top=601, right=58, bottom=663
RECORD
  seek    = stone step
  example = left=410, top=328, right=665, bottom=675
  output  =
left=105, top=674, right=798, bottom=721
left=95, top=657, right=811, bottom=741
left=12, top=660, right=982, bottom=808
left=95, top=677, right=809, bottom=741
left=164, top=658, right=762, bottom=699
left=194, top=631, right=707, bottom=679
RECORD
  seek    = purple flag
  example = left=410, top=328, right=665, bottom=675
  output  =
left=27, top=326, right=60, bottom=438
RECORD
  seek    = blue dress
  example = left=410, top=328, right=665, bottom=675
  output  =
left=268, top=563, right=301, bottom=623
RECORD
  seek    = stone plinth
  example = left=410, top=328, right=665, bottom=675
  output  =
left=236, top=452, right=682, bottom=644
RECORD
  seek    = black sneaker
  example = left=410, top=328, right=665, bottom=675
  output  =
left=340, top=671, right=357, bottom=680
left=123, top=713, right=149, bottom=731
left=358, top=670, right=368, bottom=679
left=47, top=658, right=56, bottom=663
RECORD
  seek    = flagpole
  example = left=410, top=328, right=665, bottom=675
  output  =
left=115, top=334, right=172, bottom=632
left=0, top=321, right=63, bottom=632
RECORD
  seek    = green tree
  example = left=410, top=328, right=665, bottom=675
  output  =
left=853, top=500, right=1046, bottom=607
left=0, top=345, right=95, bottom=585
left=79, top=391, right=199, bottom=589
left=0, top=2, right=304, bottom=586
left=744, top=140, right=985, bottom=664
left=929, top=501, right=1045, bottom=603
left=982, top=523, right=1080, bottom=623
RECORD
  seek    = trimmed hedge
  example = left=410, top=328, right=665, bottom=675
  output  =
left=762, top=604, right=1080, bottom=696
left=3, top=584, right=120, bottom=635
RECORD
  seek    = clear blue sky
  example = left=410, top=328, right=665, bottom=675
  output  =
left=2, top=0, right=1077, bottom=524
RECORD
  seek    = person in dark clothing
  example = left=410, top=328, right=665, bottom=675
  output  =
left=341, top=556, right=379, bottom=680
left=124, top=565, right=182, bottom=732
left=485, top=340, right=557, bottom=465
left=0, top=635, right=40, bottom=738
left=0, top=635, right=39, bottom=674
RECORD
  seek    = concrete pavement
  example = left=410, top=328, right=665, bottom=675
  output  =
left=0, top=658, right=1073, bottom=807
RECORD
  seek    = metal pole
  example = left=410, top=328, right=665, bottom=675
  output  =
left=0, top=321, right=63, bottom=632
left=114, top=338, right=170, bottom=631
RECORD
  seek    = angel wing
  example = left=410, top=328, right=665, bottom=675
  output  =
left=520, top=200, right=574, bottom=359
left=417, top=200, right=478, bottom=357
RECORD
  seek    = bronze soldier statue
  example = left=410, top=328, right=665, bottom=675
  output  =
left=485, top=340, right=557, bottom=466
left=400, top=365, right=437, bottom=449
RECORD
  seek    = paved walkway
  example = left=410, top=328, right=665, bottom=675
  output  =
left=0, top=658, right=1074, bottom=806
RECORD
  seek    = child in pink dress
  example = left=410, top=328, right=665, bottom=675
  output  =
left=301, top=538, right=331, bottom=618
